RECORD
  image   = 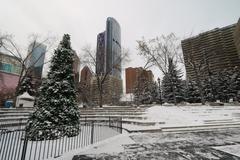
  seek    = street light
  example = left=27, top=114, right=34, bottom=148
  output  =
left=157, top=77, right=162, bottom=105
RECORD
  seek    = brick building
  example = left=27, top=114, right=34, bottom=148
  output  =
left=125, top=67, right=154, bottom=94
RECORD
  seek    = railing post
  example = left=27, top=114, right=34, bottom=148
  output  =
left=90, top=121, right=94, bottom=144
left=21, top=132, right=28, bottom=160
left=109, top=117, right=111, bottom=127
left=120, top=117, right=122, bottom=134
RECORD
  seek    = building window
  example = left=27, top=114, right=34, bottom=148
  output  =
left=0, top=62, right=21, bottom=74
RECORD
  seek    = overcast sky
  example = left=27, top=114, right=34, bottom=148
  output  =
left=0, top=0, right=240, bottom=83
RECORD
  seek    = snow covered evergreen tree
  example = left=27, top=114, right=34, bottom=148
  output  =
left=141, top=81, right=158, bottom=104
left=26, top=34, right=80, bottom=140
left=185, top=80, right=201, bottom=103
left=215, top=69, right=232, bottom=102
left=202, top=74, right=217, bottom=102
left=17, top=75, right=35, bottom=96
left=230, top=67, right=240, bottom=102
left=162, top=58, right=184, bottom=104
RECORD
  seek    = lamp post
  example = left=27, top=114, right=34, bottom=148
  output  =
left=157, top=77, right=162, bottom=105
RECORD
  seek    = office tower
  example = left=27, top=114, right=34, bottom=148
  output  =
left=182, top=20, right=240, bottom=80
left=96, top=17, right=121, bottom=79
left=28, top=42, right=47, bottom=79
left=96, top=32, right=106, bottom=75
left=92, top=17, right=122, bottom=104
left=105, top=17, right=122, bottom=79
left=125, top=67, right=154, bottom=94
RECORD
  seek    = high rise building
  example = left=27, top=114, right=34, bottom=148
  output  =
left=96, top=17, right=121, bottom=78
left=105, top=17, right=121, bottom=79
left=125, top=67, right=154, bottom=94
left=182, top=20, right=240, bottom=80
left=92, top=17, right=122, bottom=105
left=96, top=32, right=106, bottom=75
left=28, top=42, right=47, bottom=79
left=234, top=19, right=240, bottom=55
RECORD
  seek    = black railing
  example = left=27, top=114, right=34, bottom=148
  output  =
left=0, top=117, right=122, bottom=160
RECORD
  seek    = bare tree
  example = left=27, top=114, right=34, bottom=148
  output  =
left=136, top=33, right=183, bottom=104
left=0, top=33, right=56, bottom=106
left=82, top=45, right=129, bottom=107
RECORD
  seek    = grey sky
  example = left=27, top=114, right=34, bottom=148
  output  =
left=0, top=0, right=240, bottom=81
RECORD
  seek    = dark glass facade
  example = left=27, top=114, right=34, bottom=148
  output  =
left=28, top=42, right=46, bottom=79
left=105, top=17, right=121, bottom=79
left=96, top=31, right=106, bottom=75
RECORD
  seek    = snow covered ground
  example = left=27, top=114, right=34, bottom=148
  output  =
left=55, top=105, right=240, bottom=160
left=213, top=144, right=240, bottom=157
left=53, top=133, right=135, bottom=160
left=73, top=128, right=240, bottom=160
left=123, top=105, right=240, bottom=131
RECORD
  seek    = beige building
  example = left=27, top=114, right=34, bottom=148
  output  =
left=90, top=75, right=123, bottom=105
left=182, top=19, right=240, bottom=80
left=234, top=19, right=240, bottom=57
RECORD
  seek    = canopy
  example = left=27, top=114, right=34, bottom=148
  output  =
left=18, top=92, right=35, bottom=100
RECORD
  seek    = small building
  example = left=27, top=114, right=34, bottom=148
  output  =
left=16, top=92, right=35, bottom=107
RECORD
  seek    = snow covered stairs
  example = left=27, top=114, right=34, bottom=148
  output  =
left=79, top=106, right=158, bottom=130
left=0, top=108, right=33, bottom=129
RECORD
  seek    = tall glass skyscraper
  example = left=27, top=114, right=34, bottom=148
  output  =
left=28, top=42, right=47, bottom=79
left=96, top=31, right=106, bottom=75
left=96, top=17, right=121, bottom=79
left=105, top=17, right=121, bottom=79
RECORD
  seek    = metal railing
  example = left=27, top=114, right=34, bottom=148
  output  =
left=0, top=117, right=122, bottom=160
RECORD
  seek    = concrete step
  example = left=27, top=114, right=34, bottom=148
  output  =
left=0, top=117, right=28, bottom=122
left=0, top=111, right=33, bottom=114
left=80, top=115, right=146, bottom=120
left=80, top=112, right=144, bottom=116
left=161, top=123, right=240, bottom=132
left=0, top=114, right=30, bottom=117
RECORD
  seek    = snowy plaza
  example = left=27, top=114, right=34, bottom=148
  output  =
left=1, top=1, right=240, bottom=160
left=46, top=104, right=240, bottom=160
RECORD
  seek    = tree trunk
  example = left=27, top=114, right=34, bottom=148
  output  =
left=194, top=69, right=205, bottom=105
left=99, top=85, right=103, bottom=108
left=172, top=87, right=177, bottom=105
left=197, top=81, right=205, bottom=105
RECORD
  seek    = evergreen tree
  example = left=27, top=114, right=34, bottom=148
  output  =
left=141, top=81, right=158, bottom=104
left=215, top=69, right=232, bottom=102
left=185, top=80, right=201, bottom=103
left=230, top=67, right=240, bottom=102
left=203, top=73, right=218, bottom=102
left=26, top=34, right=80, bottom=140
left=162, top=58, right=184, bottom=104
left=18, top=75, right=35, bottom=96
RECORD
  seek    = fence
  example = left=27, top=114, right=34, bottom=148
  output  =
left=0, top=117, right=122, bottom=160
